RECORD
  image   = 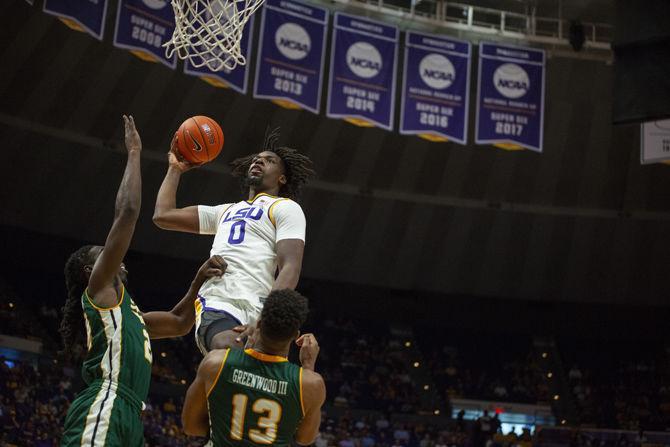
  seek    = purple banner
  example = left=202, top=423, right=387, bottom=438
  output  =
left=113, top=0, right=176, bottom=69
left=44, top=0, right=109, bottom=40
left=400, top=31, right=471, bottom=144
left=326, top=13, right=398, bottom=130
left=184, top=16, right=255, bottom=94
left=475, top=42, right=545, bottom=152
left=253, top=0, right=328, bottom=113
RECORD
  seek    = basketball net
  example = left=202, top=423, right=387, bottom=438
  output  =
left=164, top=0, right=264, bottom=71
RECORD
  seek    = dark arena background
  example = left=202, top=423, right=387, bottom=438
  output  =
left=2, top=0, right=670, bottom=446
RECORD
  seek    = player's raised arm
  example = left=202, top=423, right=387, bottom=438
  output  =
left=152, top=145, right=202, bottom=233
left=182, top=349, right=227, bottom=437
left=154, top=118, right=225, bottom=233
left=142, top=255, right=227, bottom=339
left=87, top=115, right=142, bottom=306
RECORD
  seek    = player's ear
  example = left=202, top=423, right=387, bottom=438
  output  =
left=83, top=265, right=93, bottom=276
left=278, top=174, right=287, bottom=186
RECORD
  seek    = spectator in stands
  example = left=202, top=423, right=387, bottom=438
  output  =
left=474, top=410, right=494, bottom=447
left=420, top=433, right=434, bottom=447
left=163, top=397, right=177, bottom=413
left=493, top=382, right=508, bottom=399
left=493, top=426, right=518, bottom=447
left=455, top=409, right=466, bottom=433
left=569, top=364, right=583, bottom=382
left=492, top=413, right=501, bottom=435
left=377, top=414, right=391, bottom=430
left=393, top=423, right=411, bottom=443
left=518, top=428, right=532, bottom=444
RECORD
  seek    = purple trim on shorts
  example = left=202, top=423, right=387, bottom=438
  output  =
left=197, top=295, right=242, bottom=324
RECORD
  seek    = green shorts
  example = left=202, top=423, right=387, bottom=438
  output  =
left=61, top=381, right=144, bottom=447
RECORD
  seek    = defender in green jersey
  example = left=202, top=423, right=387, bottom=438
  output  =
left=59, top=116, right=229, bottom=447
left=183, top=289, right=326, bottom=446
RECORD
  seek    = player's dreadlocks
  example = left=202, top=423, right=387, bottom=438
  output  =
left=60, top=245, right=94, bottom=359
left=230, top=127, right=316, bottom=200
left=259, top=289, right=309, bottom=342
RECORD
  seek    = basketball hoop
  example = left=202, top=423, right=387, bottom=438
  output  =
left=164, top=0, right=264, bottom=71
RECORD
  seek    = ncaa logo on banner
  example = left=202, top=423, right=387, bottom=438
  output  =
left=493, top=63, right=529, bottom=99
left=346, top=42, right=382, bottom=79
left=275, top=23, right=311, bottom=61
left=419, top=53, right=455, bottom=90
left=142, top=0, right=167, bottom=9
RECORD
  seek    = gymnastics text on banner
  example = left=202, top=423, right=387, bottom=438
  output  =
left=641, top=119, right=670, bottom=165
left=475, top=42, right=545, bottom=152
left=43, top=0, right=109, bottom=40
left=253, top=0, right=328, bottom=113
left=113, top=0, right=176, bottom=69
left=400, top=31, right=471, bottom=144
left=326, top=13, right=398, bottom=130
left=184, top=16, right=255, bottom=93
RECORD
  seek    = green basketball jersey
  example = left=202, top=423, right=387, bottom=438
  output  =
left=208, top=349, right=305, bottom=447
left=81, top=285, right=152, bottom=405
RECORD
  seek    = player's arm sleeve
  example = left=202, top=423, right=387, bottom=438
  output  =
left=198, top=204, right=229, bottom=235
left=273, top=200, right=306, bottom=242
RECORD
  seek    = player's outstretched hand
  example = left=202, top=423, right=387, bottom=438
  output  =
left=168, top=133, right=202, bottom=173
left=296, top=333, right=320, bottom=371
left=123, top=115, right=142, bottom=153
left=194, top=255, right=227, bottom=287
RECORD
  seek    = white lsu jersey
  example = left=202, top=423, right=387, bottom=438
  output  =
left=195, top=193, right=306, bottom=324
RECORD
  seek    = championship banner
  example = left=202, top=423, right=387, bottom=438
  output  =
left=184, top=16, right=255, bottom=93
left=400, top=31, right=471, bottom=144
left=113, top=0, right=176, bottom=69
left=254, top=0, right=328, bottom=113
left=641, top=119, right=670, bottom=165
left=475, top=42, right=545, bottom=152
left=43, top=0, right=109, bottom=40
left=326, top=13, right=398, bottom=130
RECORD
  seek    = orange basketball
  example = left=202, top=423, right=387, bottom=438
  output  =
left=174, top=116, right=224, bottom=164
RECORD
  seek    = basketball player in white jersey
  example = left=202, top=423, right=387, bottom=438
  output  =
left=153, top=128, right=315, bottom=354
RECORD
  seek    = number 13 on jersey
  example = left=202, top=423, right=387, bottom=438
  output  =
left=230, top=394, right=282, bottom=444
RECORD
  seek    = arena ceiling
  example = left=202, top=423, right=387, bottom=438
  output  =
left=2, top=2, right=669, bottom=307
